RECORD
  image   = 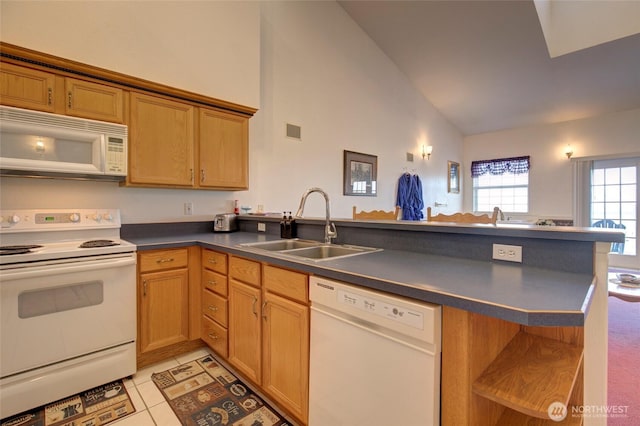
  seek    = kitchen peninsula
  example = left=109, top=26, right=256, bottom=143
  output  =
left=124, top=216, right=622, bottom=425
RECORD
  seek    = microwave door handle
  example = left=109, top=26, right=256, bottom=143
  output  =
left=99, top=134, right=106, bottom=173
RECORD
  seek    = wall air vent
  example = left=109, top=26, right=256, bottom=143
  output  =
left=286, top=123, right=301, bottom=140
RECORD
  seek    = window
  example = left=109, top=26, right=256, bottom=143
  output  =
left=591, top=158, right=637, bottom=256
left=472, top=156, right=529, bottom=213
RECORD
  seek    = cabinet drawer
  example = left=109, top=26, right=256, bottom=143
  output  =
left=264, top=265, right=308, bottom=303
left=202, top=269, right=228, bottom=297
left=229, top=256, right=261, bottom=287
left=202, top=315, right=228, bottom=358
left=202, top=249, right=227, bottom=274
left=139, top=248, right=189, bottom=273
left=203, top=289, right=228, bottom=327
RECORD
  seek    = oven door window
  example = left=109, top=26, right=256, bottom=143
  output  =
left=18, top=280, right=103, bottom=319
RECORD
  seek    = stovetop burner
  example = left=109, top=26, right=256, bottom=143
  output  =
left=79, top=239, right=120, bottom=248
left=0, top=245, right=43, bottom=256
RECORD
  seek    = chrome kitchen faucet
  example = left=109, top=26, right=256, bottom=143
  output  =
left=295, top=187, right=337, bottom=244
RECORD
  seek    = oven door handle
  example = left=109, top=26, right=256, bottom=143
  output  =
left=0, top=255, right=136, bottom=280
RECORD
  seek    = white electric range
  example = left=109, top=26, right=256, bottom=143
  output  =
left=0, top=209, right=137, bottom=419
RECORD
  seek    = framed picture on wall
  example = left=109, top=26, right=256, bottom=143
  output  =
left=448, top=161, right=460, bottom=193
left=343, top=150, right=377, bottom=196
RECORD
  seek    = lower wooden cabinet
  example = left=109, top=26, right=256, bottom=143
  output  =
left=202, top=314, right=228, bottom=358
left=228, top=277, right=262, bottom=384
left=262, top=290, right=309, bottom=423
left=226, top=258, right=310, bottom=424
left=201, top=249, right=229, bottom=358
left=134, top=249, right=311, bottom=424
left=138, top=249, right=190, bottom=353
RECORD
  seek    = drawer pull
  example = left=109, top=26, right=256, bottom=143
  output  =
left=262, top=301, right=268, bottom=320
left=207, top=333, right=219, bottom=340
left=156, top=258, right=174, bottom=264
left=208, top=258, right=217, bottom=264
left=207, top=280, right=217, bottom=286
left=208, top=306, right=218, bottom=313
left=252, top=296, right=258, bottom=317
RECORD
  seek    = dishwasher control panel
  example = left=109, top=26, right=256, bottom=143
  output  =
left=310, top=276, right=441, bottom=346
left=338, top=289, right=424, bottom=329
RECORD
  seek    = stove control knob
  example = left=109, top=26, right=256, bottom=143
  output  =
left=92, top=213, right=102, bottom=222
left=7, top=214, right=21, bottom=224
left=102, top=213, right=114, bottom=221
left=69, top=213, right=81, bottom=223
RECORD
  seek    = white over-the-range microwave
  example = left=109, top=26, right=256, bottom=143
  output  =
left=0, top=105, right=127, bottom=181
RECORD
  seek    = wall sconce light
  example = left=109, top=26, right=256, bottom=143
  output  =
left=564, top=144, right=573, bottom=159
left=422, top=145, right=433, bottom=160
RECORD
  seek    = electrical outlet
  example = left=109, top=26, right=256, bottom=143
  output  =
left=184, top=202, right=193, bottom=215
left=492, top=243, right=522, bottom=263
left=257, top=222, right=266, bottom=232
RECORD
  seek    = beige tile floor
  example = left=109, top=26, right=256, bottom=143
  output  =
left=112, top=347, right=212, bottom=426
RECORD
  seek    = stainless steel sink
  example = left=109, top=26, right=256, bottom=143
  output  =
left=240, top=239, right=321, bottom=251
left=239, top=239, right=381, bottom=261
left=283, top=244, right=380, bottom=260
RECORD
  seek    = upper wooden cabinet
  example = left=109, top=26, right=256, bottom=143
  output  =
left=65, top=77, right=124, bottom=122
left=199, top=108, right=248, bottom=190
left=1, top=43, right=256, bottom=190
left=1, top=63, right=55, bottom=113
left=129, top=92, right=195, bottom=186
left=127, top=93, right=249, bottom=190
left=1, top=63, right=124, bottom=123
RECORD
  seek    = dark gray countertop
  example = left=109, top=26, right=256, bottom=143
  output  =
left=127, top=231, right=596, bottom=327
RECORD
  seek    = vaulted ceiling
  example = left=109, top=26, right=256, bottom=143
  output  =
left=339, top=0, right=640, bottom=135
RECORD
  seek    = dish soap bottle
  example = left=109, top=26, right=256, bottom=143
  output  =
left=288, top=211, right=297, bottom=238
left=280, top=212, right=290, bottom=238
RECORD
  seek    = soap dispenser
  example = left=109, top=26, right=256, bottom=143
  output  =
left=280, top=212, right=289, bottom=238
left=288, top=211, right=297, bottom=238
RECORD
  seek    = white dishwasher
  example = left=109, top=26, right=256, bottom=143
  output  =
left=308, top=277, right=442, bottom=425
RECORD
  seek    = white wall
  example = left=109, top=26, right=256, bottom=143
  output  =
left=463, top=108, right=640, bottom=220
left=250, top=1, right=462, bottom=218
left=0, top=0, right=260, bottom=108
left=0, top=1, right=463, bottom=222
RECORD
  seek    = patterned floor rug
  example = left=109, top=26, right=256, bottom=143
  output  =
left=0, top=380, right=135, bottom=426
left=151, top=354, right=292, bottom=426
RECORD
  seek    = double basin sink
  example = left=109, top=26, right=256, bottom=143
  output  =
left=239, top=239, right=381, bottom=262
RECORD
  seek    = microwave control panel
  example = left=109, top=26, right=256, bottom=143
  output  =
left=106, top=136, right=126, bottom=174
